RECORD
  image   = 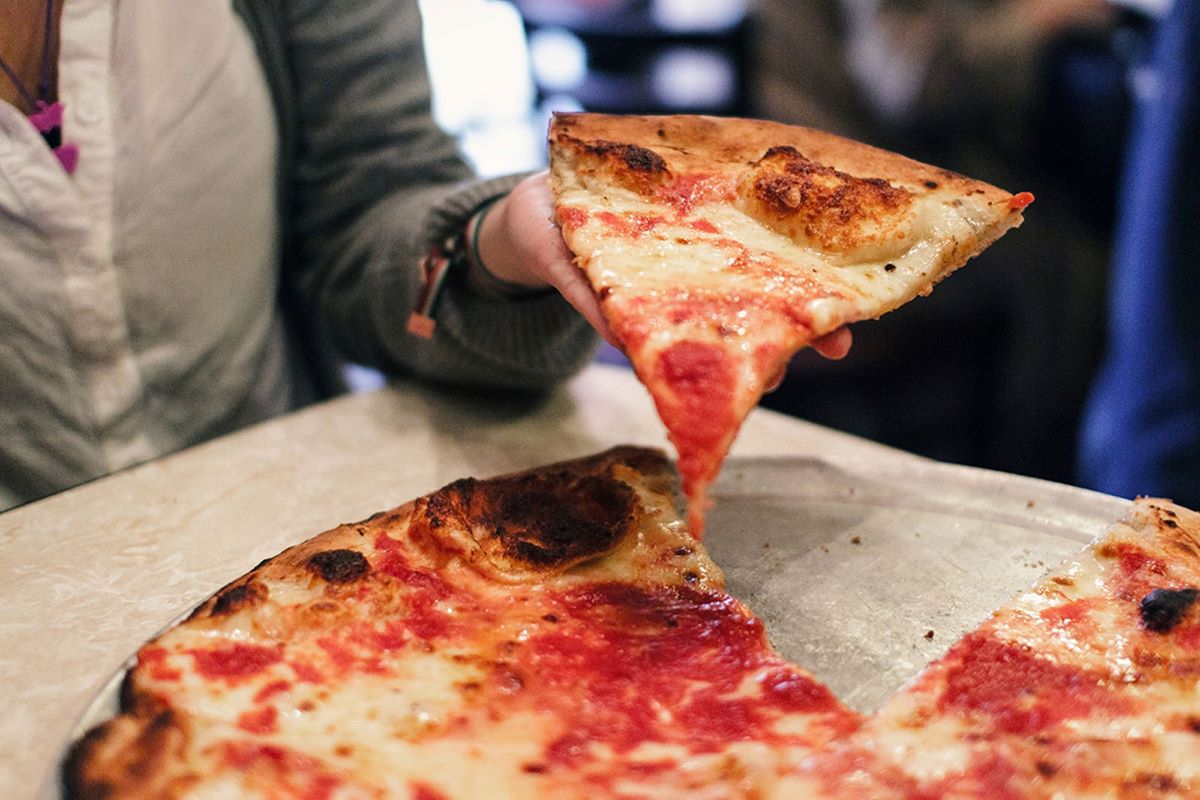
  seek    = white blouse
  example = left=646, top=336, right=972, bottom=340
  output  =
left=0, top=0, right=283, bottom=508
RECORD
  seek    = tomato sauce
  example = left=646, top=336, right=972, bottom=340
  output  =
left=556, top=206, right=587, bottom=230
left=1106, top=542, right=1169, bottom=600
left=595, top=210, right=666, bottom=237
left=236, top=705, right=279, bottom=735
left=289, top=659, right=325, bottom=684
left=317, top=634, right=387, bottom=676
left=220, top=741, right=343, bottom=800
left=373, top=532, right=475, bottom=641
left=655, top=340, right=736, bottom=498
left=508, top=582, right=852, bottom=768
left=657, top=173, right=734, bottom=217
left=1038, top=598, right=1098, bottom=640
left=1008, top=192, right=1035, bottom=210
left=410, top=783, right=450, bottom=800
left=939, top=631, right=1126, bottom=735
left=253, top=679, right=292, bottom=703
left=138, top=646, right=181, bottom=682
left=190, top=643, right=283, bottom=681
left=1176, top=622, right=1200, bottom=650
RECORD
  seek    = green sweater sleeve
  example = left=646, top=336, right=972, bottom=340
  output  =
left=247, top=0, right=596, bottom=392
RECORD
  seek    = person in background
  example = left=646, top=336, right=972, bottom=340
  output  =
left=1080, top=0, right=1200, bottom=507
left=753, top=0, right=1126, bottom=484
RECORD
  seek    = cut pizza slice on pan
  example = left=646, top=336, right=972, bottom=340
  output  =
left=549, top=112, right=1033, bottom=535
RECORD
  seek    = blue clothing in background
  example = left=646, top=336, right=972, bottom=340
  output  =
left=1080, top=0, right=1200, bottom=505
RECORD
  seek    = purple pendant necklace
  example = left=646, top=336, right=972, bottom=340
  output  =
left=0, top=0, right=78, bottom=173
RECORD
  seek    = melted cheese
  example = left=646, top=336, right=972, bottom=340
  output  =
left=556, top=173, right=997, bottom=339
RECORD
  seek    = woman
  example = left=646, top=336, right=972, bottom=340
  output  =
left=0, top=0, right=847, bottom=509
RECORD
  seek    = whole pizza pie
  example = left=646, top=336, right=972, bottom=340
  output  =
left=66, top=447, right=1200, bottom=799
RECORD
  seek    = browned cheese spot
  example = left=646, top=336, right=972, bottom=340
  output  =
left=742, top=145, right=912, bottom=254
left=210, top=581, right=268, bottom=617
left=558, top=134, right=671, bottom=196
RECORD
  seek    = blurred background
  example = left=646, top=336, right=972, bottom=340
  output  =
left=416, top=0, right=1196, bottom=502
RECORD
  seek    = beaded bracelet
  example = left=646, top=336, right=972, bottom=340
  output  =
left=406, top=196, right=550, bottom=339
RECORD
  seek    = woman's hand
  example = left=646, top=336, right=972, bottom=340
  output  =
left=474, top=171, right=853, bottom=364
left=474, top=172, right=618, bottom=345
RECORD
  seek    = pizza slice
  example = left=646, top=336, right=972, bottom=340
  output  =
left=776, top=498, right=1200, bottom=799
left=549, top=112, right=1032, bottom=534
left=65, top=447, right=862, bottom=800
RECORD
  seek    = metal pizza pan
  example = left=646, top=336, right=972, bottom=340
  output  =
left=42, top=455, right=1129, bottom=798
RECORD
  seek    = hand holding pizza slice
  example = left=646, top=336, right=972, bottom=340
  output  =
left=549, top=113, right=1032, bottom=534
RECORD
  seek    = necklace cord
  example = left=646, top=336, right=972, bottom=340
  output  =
left=37, top=0, right=54, bottom=101
left=0, top=0, right=55, bottom=109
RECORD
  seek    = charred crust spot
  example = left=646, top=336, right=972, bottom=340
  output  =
left=555, top=133, right=672, bottom=196
left=1140, top=587, right=1199, bottom=633
left=63, top=708, right=179, bottom=799
left=923, top=180, right=939, bottom=189
left=1187, top=716, right=1200, bottom=734
left=924, top=630, right=935, bottom=640
left=683, top=571, right=699, bottom=583
left=420, top=485, right=465, bottom=531
left=542, top=613, right=559, bottom=623
left=585, top=139, right=667, bottom=175
left=211, top=581, right=268, bottom=617
left=1163, top=518, right=1179, bottom=529
left=761, top=145, right=804, bottom=160
left=674, top=546, right=693, bottom=556
left=599, top=286, right=614, bottom=300
left=884, top=263, right=896, bottom=272
left=307, top=549, right=370, bottom=583
left=448, top=469, right=638, bottom=568
left=1051, top=575, right=1075, bottom=587
left=1172, top=538, right=1200, bottom=558
left=62, top=720, right=117, bottom=800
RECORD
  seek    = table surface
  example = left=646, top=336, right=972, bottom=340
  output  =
left=0, top=364, right=1129, bottom=799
